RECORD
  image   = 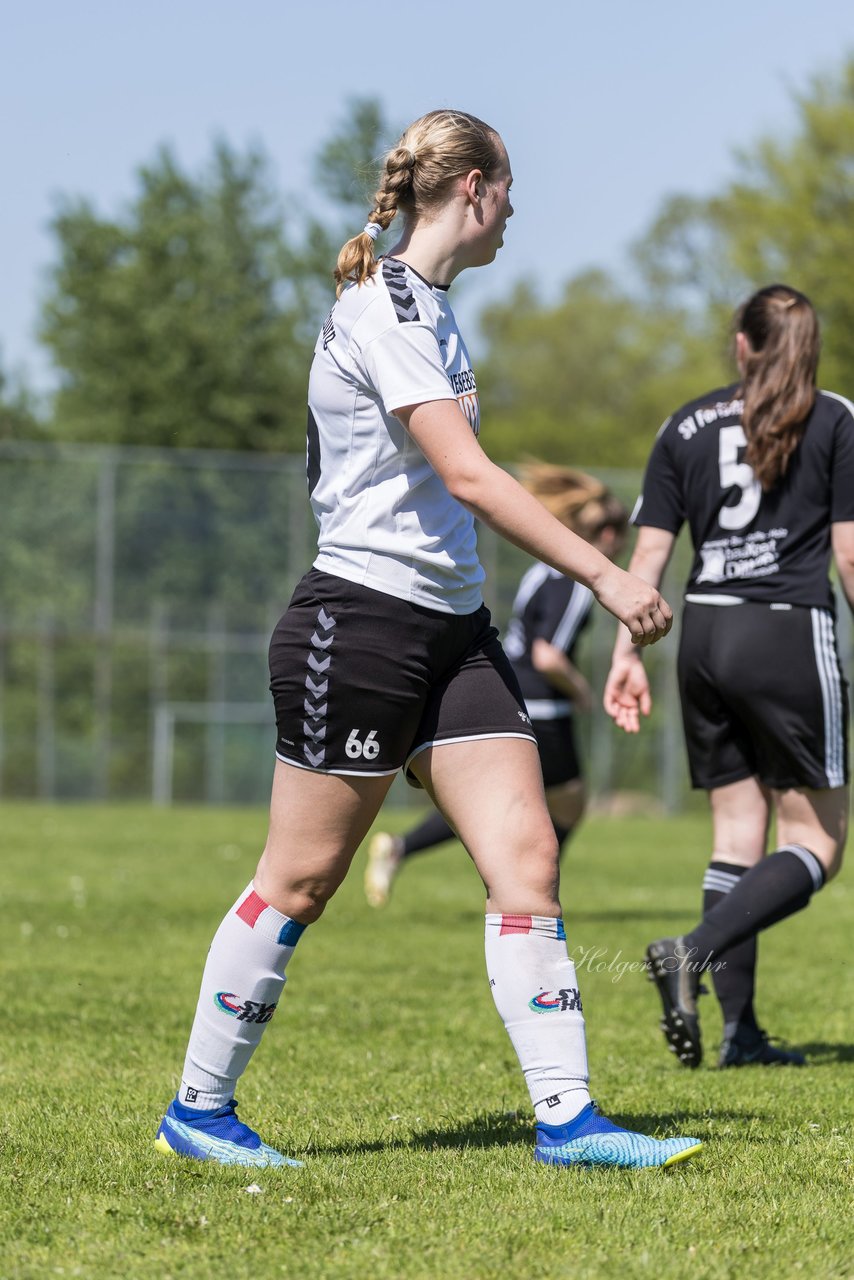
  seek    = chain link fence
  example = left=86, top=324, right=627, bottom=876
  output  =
left=3, top=441, right=849, bottom=808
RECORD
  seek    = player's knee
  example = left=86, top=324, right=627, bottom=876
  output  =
left=518, top=827, right=561, bottom=894
left=279, top=889, right=330, bottom=923
left=253, top=864, right=337, bottom=922
left=822, top=842, right=845, bottom=882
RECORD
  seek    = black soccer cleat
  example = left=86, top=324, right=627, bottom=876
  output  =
left=718, top=1025, right=807, bottom=1069
left=645, top=936, right=703, bottom=1069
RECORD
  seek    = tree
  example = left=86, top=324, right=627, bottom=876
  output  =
left=39, top=101, right=399, bottom=451
left=0, top=353, right=43, bottom=441
left=41, top=141, right=310, bottom=451
left=477, top=271, right=724, bottom=467
left=286, top=97, right=399, bottom=341
left=634, top=57, right=854, bottom=391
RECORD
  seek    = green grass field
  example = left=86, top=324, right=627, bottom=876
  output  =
left=2, top=801, right=852, bottom=1279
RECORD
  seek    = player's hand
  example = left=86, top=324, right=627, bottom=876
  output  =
left=603, top=654, right=653, bottom=734
left=594, top=566, right=673, bottom=647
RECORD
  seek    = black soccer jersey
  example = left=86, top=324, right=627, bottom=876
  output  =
left=634, top=384, right=854, bottom=609
left=503, top=564, right=593, bottom=715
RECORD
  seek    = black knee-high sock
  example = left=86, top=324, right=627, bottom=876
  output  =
left=402, top=810, right=456, bottom=859
left=702, top=862, right=758, bottom=1033
left=683, top=845, right=825, bottom=966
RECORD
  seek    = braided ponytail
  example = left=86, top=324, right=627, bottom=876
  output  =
left=334, top=147, right=416, bottom=296
left=333, top=109, right=503, bottom=296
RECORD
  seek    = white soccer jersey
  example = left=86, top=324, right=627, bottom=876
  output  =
left=307, top=257, right=485, bottom=614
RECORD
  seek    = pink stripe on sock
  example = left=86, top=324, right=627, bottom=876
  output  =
left=499, top=914, right=533, bottom=935
left=236, top=890, right=268, bottom=928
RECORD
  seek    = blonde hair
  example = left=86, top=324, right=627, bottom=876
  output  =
left=334, top=109, right=503, bottom=296
left=517, top=462, right=628, bottom=541
left=737, top=284, right=820, bottom=491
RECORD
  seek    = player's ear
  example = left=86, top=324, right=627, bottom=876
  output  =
left=462, top=169, right=484, bottom=204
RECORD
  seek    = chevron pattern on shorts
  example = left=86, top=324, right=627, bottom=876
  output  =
left=382, top=259, right=420, bottom=323
left=303, top=605, right=335, bottom=768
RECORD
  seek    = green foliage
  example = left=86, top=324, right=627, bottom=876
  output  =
left=41, top=141, right=310, bottom=451
left=634, top=57, right=854, bottom=392
left=3, top=804, right=852, bottom=1278
left=287, top=97, right=400, bottom=337
left=481, top=54, right=854, bottom=465
left=30, top=56, right=854, bottom=463
left=478, top=271, right=725, bottom=467
left=0, top=354, right=43, bottom=440
left=39, top=100, right=400, bottom=452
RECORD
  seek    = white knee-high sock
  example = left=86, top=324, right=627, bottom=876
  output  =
left=179, top=884, right=306, bottom=1110
left=485, top=913, right=590, bottom=1126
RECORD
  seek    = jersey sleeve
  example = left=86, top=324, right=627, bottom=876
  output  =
left=633, top=420, right=686, bottom=533
left=359, top=322, right=457, bottom=414
left=830, top=397, right=854, bottom=523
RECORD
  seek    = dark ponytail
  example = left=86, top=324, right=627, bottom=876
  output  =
left=737, top=284, right=820, bottom=491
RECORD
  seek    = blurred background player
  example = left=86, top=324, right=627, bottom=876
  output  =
left=364, top=465, right=628, bottom=908
left=155, top=107, right=699, bottom=1171
left=604, top=284, right=854, bottom=1069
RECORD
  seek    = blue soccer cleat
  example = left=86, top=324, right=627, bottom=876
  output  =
left=535, top=1102, right=703, bottom=1169
left=155, top=1096, right=303, bottom=1168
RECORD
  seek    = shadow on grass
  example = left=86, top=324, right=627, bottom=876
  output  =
left=405, top=908, right=691, bottom=928
left=797, top=1041, right=854, bottom=1065
left=306, top=1107, right=755, bottom=1157
left=567, top=910, right=691, bottom=924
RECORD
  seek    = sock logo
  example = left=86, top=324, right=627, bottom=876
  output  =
left=214, top=992, right=278, bottom=1023
left=545, top=1094, right=562, bottom=1108
left=529, top=988, right=583, bottom=1014
left=184, top=1087, right=198, bottom=1103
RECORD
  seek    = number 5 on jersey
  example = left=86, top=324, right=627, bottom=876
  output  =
left=718, top=425, right=761, bottom=530
left=346, top=729, right=380, bottom=760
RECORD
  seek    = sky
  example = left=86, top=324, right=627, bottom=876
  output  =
left=4, top=0, right=854, bottom=394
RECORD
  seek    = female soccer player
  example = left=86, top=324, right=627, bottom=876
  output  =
left=604, top=284, right=854, bottom=1070
left=155, top=109, right=700, bottom=1168
left=364, top=466, right=628, bottom=908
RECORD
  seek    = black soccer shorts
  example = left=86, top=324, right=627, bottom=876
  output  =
left=531, top=714, right=582, bottom=789
left=677, top=600, right=849, bottom=791
left=269, top=568, right=537, bottom=784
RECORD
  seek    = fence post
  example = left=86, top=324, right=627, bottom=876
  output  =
left=37, top=609, right=57, bottom=801
left=92, top=452, right=116, bottom=799
left=152, top=704, right=175, bottom=806
left=149, top=602, right=169, bottom=800
left=206, top=604, right=227, bottom=805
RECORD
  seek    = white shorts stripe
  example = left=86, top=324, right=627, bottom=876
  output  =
left=405, top=732, right=536, bottom=777
left=810, top=608, right=845, bottom=787
left=274, top=752, right=399, bottom=779
left=524, top=699, right=572, bottom=720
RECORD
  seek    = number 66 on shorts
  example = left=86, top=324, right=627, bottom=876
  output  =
left=346, top=729, right=380, bottom=759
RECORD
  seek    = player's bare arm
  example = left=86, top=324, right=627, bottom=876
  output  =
left=398, top=399, right=673, bottom=646
left=531, top=639, right=592, bottom=710
left=604, top=526, right=676, bottom=732
left=831, top=520, right=854, bottom=612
